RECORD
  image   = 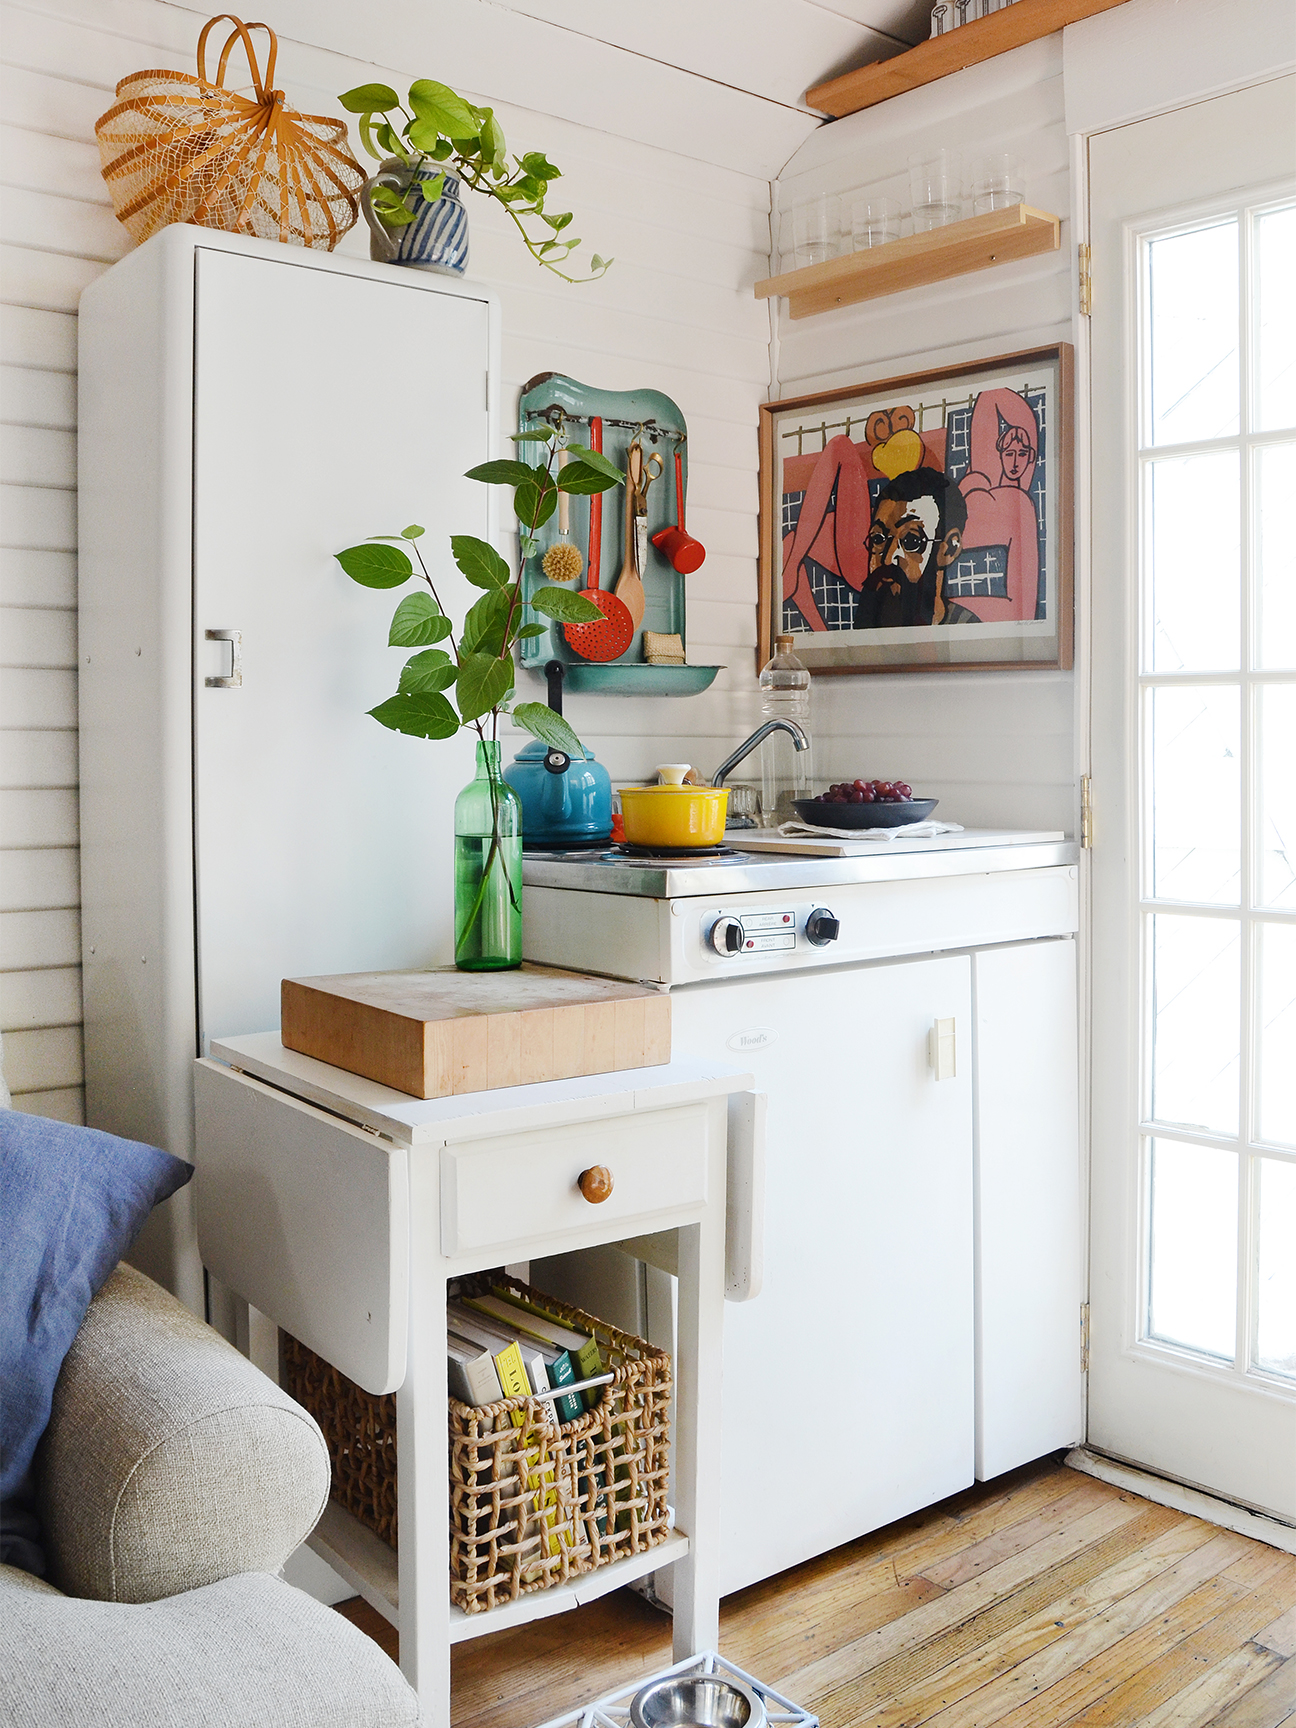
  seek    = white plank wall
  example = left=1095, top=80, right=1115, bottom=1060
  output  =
left=771, top=37, right=1080, bottom=835
left=0, top=0, right=784, bottom=1121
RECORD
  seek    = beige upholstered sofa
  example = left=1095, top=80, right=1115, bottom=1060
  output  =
left=0, top=1262, right=421, bottom=1728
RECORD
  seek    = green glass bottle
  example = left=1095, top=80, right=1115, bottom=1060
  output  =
left=454, top=739, right=522, bottom=970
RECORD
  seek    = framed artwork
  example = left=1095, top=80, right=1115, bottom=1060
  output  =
left=757, top=344, right=1074, bottom=674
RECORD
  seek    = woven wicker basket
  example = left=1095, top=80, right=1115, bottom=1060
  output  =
left=95, top=14, right=363, bottom=250
left=283, top=1274, right=673, bottom=1614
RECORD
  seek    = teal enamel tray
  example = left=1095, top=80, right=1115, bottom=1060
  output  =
left=561, top=663, right=720, bottom=696
left=517, top=373, right=720, bottom=697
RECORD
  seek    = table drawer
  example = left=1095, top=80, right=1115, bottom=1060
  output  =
left=440, top=1103, right=709, bottom=1258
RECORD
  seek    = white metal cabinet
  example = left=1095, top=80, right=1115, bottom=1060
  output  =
left=543, top=923, right=1083, bottom=1596
left=77, top=227, right=499, bottom=1310
left=669, top=953, right=975, bottom=1595
left=973, top=938, right=1083, bottom=1477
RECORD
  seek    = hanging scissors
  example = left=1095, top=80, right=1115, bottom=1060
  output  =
left=627, top=437, right=664, bottom=512
left=627, top=437, right=665, bottom=575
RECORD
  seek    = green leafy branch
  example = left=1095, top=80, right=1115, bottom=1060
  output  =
left=334, top=427, right=624, bottom=760
left=340, top=79, right=613, bottom=284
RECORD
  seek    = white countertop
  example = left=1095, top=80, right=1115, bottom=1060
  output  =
left=521, top=830, right=1077, bottom=898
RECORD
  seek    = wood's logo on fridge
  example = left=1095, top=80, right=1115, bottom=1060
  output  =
left=727, top=1029, right=776, bottom=1052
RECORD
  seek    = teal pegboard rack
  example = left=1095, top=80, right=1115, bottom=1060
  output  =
left=517, top=372, right=721, bottom=696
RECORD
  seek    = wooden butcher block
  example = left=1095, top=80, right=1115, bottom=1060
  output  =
left=280, top=964, right=671, bottom=1099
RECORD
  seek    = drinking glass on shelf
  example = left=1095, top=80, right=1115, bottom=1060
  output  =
left=850, top=195, right=901, bottom=250
left=909, top=152, right=964, bottom=230
left=971, top=151, right=1025, bottom=214
left=793, top=193, right=840, bottom=266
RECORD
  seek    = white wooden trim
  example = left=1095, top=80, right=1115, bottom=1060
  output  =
left=1063, top=0, right=1296, bottom=137
left=309, top=1501, right=402, bottom=1626
left=1065, top=1449, right=1296, bottom=1553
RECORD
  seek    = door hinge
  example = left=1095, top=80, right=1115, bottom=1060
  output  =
left=1080, top=774, right=1093, bottom=849
left=1081, top=1302, right=1091, bottom=1374
left=1078, top=242, right=1092, bottom=317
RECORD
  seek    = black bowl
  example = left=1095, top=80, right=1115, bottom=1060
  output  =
left=792, top=796, right=938, bottom=829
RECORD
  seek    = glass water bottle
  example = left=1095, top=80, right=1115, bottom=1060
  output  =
left=758, top=634, right=813, bottom=827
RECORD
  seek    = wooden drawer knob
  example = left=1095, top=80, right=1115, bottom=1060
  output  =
left=578, top=1166, right=614, bottom=1204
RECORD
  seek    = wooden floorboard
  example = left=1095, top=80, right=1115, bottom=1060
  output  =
left=334, top=1458, right=1296, bottom=1728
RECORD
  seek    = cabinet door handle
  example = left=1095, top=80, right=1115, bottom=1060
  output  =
left=578, top=1166, right=614, bottom=1204
left=928, top=1017, right=956, bottom=1081
left=205, top=629, right=242, bottom=687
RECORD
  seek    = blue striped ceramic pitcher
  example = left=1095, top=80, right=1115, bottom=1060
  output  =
left=361, top=158, right=469, bottom=276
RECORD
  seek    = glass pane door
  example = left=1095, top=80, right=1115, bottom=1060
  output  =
left=1138, top=195, right=1296, bottom=1388
left=1088, top=77, right=1296, bottom=1521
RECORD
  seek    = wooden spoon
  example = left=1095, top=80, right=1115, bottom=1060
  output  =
left=614, top=442, right=646, bottom=630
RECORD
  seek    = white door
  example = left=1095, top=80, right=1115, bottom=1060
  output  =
left=1088, top=78, right=1296, bottom=1519
left=974, top=938, right=1083, bottom=1480
left=671, top=953, right=974, bottom=1595
left=192, top=250, right=491, bottom=1044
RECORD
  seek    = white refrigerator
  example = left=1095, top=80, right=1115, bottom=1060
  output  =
left=78, top=225, right=500, bottom=1315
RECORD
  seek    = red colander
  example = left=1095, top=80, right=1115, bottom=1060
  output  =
left=563, top=415, right=634, bottom=662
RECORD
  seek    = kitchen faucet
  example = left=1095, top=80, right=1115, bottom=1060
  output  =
left=711, top=719, right=810, bottom=788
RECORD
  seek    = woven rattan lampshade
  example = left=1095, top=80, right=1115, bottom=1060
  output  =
left=96, top=14, right=364, bottom=251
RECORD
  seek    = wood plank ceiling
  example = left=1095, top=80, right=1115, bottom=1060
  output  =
left=258, top=0, right=934, bottom=178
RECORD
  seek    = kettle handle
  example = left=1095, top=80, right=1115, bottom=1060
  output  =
left=545, top=659, right=565, bottom=716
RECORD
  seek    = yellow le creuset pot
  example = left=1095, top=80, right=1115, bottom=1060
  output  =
left=619, top=764, right=728, bottom=849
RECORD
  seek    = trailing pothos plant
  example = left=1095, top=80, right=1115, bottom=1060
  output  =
left=334, top=426, right=621, bottom=760
left=339, top=78, right=612, bottom=284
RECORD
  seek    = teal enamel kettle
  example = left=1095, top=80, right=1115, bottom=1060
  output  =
left=504, top=663, right=612, bottom=849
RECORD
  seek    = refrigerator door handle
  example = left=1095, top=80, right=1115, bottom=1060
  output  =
left=205, top=629, right=242, bottom=688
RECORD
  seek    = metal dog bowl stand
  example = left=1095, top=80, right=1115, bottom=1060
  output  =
left=533, top=1652, right=818, bottom=1728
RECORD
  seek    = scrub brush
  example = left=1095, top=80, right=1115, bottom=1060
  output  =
left=541, top=450, right=584, bottom=583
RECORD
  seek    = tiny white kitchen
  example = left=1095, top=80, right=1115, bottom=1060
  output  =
left=1, top=2, right=1294, bottom=1726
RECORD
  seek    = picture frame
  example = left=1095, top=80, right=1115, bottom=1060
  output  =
left=757, top=343, right=1074, bottom=675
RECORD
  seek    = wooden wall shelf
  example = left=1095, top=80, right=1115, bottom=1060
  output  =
left=806, top=0, right=1130, bottom=117
left=754, top=204, right=1061, bottom=320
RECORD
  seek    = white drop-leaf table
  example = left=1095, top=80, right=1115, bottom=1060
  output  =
left=194, top=1036, right=756, bottom=1722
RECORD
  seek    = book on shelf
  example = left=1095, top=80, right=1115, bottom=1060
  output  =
left=446, top=1328, right=504, bottom=1408
left=477, top=1287, right=607, bottom=1410
left=460, top=1294, right=589, bottom=1422
left=449, top=1288, right=611, bottom=1544
left=467, top=1290, right=611, bottom=1537
left=448, top=1303, right=568, bottom=1556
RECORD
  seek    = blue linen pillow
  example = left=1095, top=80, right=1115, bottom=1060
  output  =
left=0, top=1111, right=192, bottom=1574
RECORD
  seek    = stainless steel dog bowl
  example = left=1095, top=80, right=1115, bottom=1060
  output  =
left=629, top=1675, right=766, bottom=1728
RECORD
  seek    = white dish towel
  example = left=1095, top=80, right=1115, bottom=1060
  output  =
left=776, top=818, right=965, bottom=842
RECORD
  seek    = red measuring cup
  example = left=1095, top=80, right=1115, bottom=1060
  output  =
left=651, top=448, right=706, bottom=574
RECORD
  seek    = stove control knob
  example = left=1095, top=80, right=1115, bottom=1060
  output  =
left=707, top=915, right=745, bottom=956
left=805, top=908, right=840, bottom=947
